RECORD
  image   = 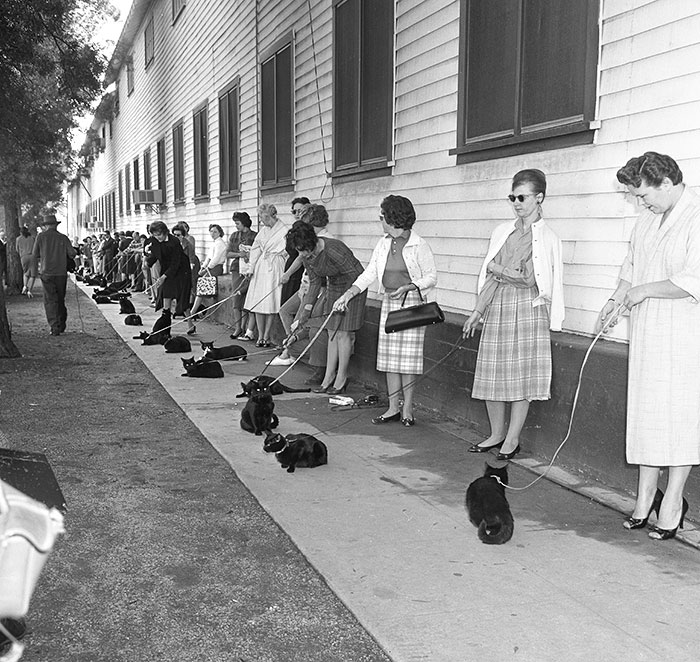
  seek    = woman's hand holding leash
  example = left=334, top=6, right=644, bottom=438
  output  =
left=462, top=310, right=481, bottom=338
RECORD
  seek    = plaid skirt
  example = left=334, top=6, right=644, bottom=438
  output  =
left=472, top=284, right=551, bottom=402
left=376, top=292, right=426, bottom=374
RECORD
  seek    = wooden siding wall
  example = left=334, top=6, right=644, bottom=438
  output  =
left=85, top=0, right=700, bottom=339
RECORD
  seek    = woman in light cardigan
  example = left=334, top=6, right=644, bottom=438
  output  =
left=191, top=224, right=228, bottom=319
left=463, top=169, right=564, bottom=461
left=334, top=195, right=437, bottom=426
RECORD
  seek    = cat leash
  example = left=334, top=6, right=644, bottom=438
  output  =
left=497, top=302, right=627, bottom=492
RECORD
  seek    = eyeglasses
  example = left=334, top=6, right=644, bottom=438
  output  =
left=507, top=194, right=536, bottom=203
left=292, top=207, right=305, bottom=215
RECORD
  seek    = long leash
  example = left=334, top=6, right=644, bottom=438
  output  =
left=498, top=303, right=627, bottom=492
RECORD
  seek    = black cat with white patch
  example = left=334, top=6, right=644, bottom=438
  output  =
left=200, top=341, right=247, bottom=362
left=263, top=433, right=328, bottom=473
left=465, top=462, right=514, bottom=545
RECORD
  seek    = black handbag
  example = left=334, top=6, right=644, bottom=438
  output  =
left=385, top=286, right=444, bottom=334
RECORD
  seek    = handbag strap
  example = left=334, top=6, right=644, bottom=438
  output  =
left=400, top=285, right=424, bottom=307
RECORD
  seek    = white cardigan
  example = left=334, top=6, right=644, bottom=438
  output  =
left=477, top=218, right=565, bottom=331
left=352, top=231, right=438, bottom=301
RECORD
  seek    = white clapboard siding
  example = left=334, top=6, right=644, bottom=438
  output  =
left=76, top=0, right=700, bottom=341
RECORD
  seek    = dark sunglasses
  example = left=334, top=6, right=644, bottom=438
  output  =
left=507, top=194, right=536, bottom=203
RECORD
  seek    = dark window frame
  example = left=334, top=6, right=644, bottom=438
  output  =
left=132, top=157, right=141, bottom=212
left=192, top=102, right=209, bottom=200
left=118, top=170, right=123, bottom=217
left=126, top=57, right=134, bottom=96
left=218, top=77, right=240, bottom=198
left=172, top=0, right=185, bottom=23
left=452, top=0, right=600, bottom=164
left=172, top=121, right=185, bottom=203
left=144, top=15, right=155, bottom=68
left=124, top=162, right=132, bottom=215
left=157, top=137, right=167, bottom=205
left=143, top=147, right=152, bottom=189
left=332, top=0, right=394, bottom=181
left=260, top=32, right=294, bottom=192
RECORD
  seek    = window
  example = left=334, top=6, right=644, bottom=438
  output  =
left=260, top=36, right=293, bottom=188
left=133, top=157, right=140, bottom=211
left=144, top=16, right=154, bottom=67
left=172, top=122, right=185, bottom=202
left=333, top=0, right=394, bottom=177
left=218, top=79, right=240, bottom=196
left=157, top=138, right=166, bottom=203
left=453, top=0, right=599, bottom=162
left=118, top=170, right=123, bottom=216
left=172, top=0, right=185, bottom=22
left=125, top=163, right=131, bottom=215
left=193, top=104, right=209, bottom=198
left=143, top=148, right=152, bottom=189
left=126, top=57, right=134, bottom=95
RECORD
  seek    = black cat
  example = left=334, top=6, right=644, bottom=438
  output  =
left=180, top=356, right=224, bottom=378
left=236, top=374, right=310, bottom=398
left=124, top=314, right=143, bottom=326
left=263, top=433, right=328, bottom=473
left=119, top=298, right=136, bottom=314
left=465, top=463, right=514, bottom=545
left=133, top=312, right=171, bottom=345
left=200, top=341, right=247, bottom=362
left=164, top=336, right=192, bottom=353
left=93, top=294, right=115, bottom=304
left=240, top=381, right=279, bottom=436
left=110, top=291, right=131, bottom=301
left=84, top=274, right=107, bottom=287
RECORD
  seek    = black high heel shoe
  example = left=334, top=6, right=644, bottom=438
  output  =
left=326, top=381, right=348, bottom=395
left=497, top=445, right=521, bottom=461
left=468, top=440, right=505, bottom=454
left=371, top=412, right=401, bottom=425
left=648, top=498, right=689, bottom=541
left=622, top=489, right=664, bottom=530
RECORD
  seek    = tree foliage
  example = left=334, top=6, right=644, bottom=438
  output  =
left=0, top=0, right=112, bottom=356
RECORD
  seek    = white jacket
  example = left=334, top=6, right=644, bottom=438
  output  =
left=353, top=231, right=438, bottom=301
left=477, top=218, right=565, bottom=331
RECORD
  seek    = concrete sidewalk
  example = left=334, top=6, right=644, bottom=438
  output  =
left=92, top=285, right=700, bottom=662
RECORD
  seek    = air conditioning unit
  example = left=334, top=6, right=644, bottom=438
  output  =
left=132, top=189, right=163, bottom=205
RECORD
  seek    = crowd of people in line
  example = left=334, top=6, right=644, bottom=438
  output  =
left=7, top=151, right=698, bottom=543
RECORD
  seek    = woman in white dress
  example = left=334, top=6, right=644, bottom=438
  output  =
left=244, top=204, right=288, bottom=347
left=598, top=151, right=700, bottom=541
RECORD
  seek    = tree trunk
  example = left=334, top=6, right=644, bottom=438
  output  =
left=3, top=199, right=23, bottom=294
left=0, top=274, right=21, bottom=358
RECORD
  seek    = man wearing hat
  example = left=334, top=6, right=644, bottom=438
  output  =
left=32, top=214, right=77, bottom=336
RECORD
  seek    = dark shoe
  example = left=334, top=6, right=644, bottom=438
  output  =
left=186, top=327, right=197, bottom=336
left=371, top=412, right=401, bottom=425
left=50, top=329, right=61, bottom=336
left=496, top=445, right=521, bottom=461
left=326, top=382, right=348, bottom=395
left=648, top=498, right=689, bottom=540
left=229, top=330, right=242, bottom=339
left=401, top=418, right=415, bottom=427
left=239, top=332, right=255, bottom=342
left=623, top=489, right=664, bottom=530
left=313, top=385, right=331, bottom=394
left=256, top=340, right=265, bottom=347
left=468, top=440, right=505, bottom=454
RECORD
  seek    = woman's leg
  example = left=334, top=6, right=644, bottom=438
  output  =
left=262, top=313, right=275, bottom=342
left=191, top=295, right=204, bottom=316
left=657, top=465, right=692, bottom=529
left=473, top=401, right=508, bottom=449
left=320, top=334, right=339, bottom=388
left=27, top=276, right=36, bottom=296
left=630, top=465, right=662, bottom=520
left=500, top=399, right=530, bottom=454
left=332, top=331, right=354, bottom=389
left=399, top=373, right=419, bottom=420
left=379, top=372, right=402, bottom=418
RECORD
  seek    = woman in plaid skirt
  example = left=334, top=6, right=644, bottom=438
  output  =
left=288, top=220, right=367, bottom=394
left=463, top=169, right=564, bottom=460
left=334, top=195, right=438, bottom=426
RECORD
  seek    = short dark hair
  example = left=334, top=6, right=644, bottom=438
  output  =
left=616, top=151, right=683, bottom=188
left=232, top=211, right=252, bottom=228
left=172, top=222, right=187, bottom=236
left=149, top=221, right=168, bottom=235
left=20, top=226, right=30, bottom=237
left=208, top=223, right=224, bottom=238
left=287, top=220, right=318, bottom=253
left=512, top=169, right=547, bottom=200
left=301, top=204, right=329, bottom=228
left=291, top=196, right=311, bottom=207
left=381, top=195, right=416, bottom=230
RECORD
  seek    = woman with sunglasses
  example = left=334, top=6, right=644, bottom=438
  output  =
left=463, top=169, right=564, bottom=460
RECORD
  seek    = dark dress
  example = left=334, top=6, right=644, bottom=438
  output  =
left=146, top=235, right=192, bottom=315
left=302, top=237, right=367, bottom=332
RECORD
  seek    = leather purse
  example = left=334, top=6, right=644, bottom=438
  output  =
left=385, top=286, right=444, bottom=334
